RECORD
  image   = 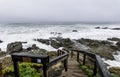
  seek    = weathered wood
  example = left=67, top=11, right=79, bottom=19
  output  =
left=83, top=54, right=86, bottom=65
left=93, top=61, right=97, bottom=76
left=0, top=63, right=3, bottom=77
left=11, top=50, right=69, bottom=77
left=72, top=49, right=112, bottom=77
left=95, top=55, right=112, bottom=77
left=77, top=52, right=79, bottom=62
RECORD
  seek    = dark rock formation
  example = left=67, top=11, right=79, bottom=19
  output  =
left=72, top=30, right=78, bottom=32
left=102, top=27, right=108, bottom=29
left=34, top=39, right=50, bottom=45
left=0, top=40, right=3, bottom=43
left=111, top=28, right=120, bottom=30
left=107, top=37, right=120, bottom=41
left=109, top=67, right=120, bottom=76
left=95, top=27, right=100, bottom=29
left=76, top=38, right=116, bottom=60
left=116, top=42, right=120, bottom=47
left=7, top=42, right=23, bottom=53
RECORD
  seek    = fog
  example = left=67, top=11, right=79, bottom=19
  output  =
left=0, top=0, right=120, bottom=23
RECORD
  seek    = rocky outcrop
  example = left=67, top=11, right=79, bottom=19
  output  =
left=7, top=42, right=23, bottom=54
left=76, top=38, right=116, bottom=60
left=107, top=37, right=120, bottom=41
left=0, top=40, right=3, bottom=43
left=0, top=51, right=6, bottom=57
left=109, top=67, right=120, bottom=76
left=34, top=39, right=50, bottom=45
left=111, top=28, right=120, bottom=30
left=35, top=37, right=74, bottom=49
left=72, top=30, right=78, bottom=32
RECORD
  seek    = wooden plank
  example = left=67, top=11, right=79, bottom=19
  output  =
left=22, top=57, right=31, bottom=62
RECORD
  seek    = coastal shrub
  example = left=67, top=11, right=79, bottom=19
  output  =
left=79, top=64, right=100, bottom=77
left=2, top=62, right=43, bottom=77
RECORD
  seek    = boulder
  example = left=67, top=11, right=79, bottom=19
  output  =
left=0, top=40, right=3, bottom=43
left=116, top=42, right=120, bottom=47
left=76, top=38, right=115, bottom=60
left=111, top=28, right=120, bottom=30
left=107, top=37, right=120, bottom=41
left=7, top=42, right=23, bottom=53
left=72, top=30, right=78, bottom=32
left=102, top=27, right=108, bottom=29
left=34, top=39, right=50, bottom=45
left=95, top=27, right=100, bottom=29
left=109, top=67, right=120, bottom=76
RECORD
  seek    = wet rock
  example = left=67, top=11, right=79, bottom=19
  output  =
left=116, top=42, right=120, bottom=47
left=72, top=30, right=78, bottom=32
left=102, top=27, right=108, bottom=29
left=109, top=67, right=120, bottom=76
left=0, top=51, right=6, bottom=57
left=95, top=27, right=100, bottom=29
left=111, top=28, right=120, bottom=30
left=76, top=38, right=115, bottom=60
left=7, top=42, right=23, bottom=53
left=107, top=37, right=120, bottom=41
left=34, top=39, right=50, bottom=45
left=0, top=40, right=3, bottom=43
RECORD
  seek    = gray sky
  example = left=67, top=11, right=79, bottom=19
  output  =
left=0, top=0, right=120, bottom=23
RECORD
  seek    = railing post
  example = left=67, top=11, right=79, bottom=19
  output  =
left=12, top=58, right=20, bottom=77
left=93, top=61, right=97, bottom=76
left=64, top=58, right=68, bottom=72
left=83, top=54, right=86, bottom=65
left=0, top=63, right=3, bottom=77
left=43, top=63, right=47, bottom=77
left=71, top=51, right=73, bottom=58
left=77, top=51, right=79, bottom=62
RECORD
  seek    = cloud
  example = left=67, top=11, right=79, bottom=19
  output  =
left=0, top=0, right=120, bottom=23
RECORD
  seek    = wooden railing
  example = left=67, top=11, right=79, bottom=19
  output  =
left=11, top=50, right=69, bottom=77
left=72, top=50, right=112, bottom=77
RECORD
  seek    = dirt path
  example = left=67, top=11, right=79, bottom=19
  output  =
left=59, top=56, right=88, bottom=77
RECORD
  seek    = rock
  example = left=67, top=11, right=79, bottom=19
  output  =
left=0, top=51, right=6, bottom=57
left=102, top=27, right=108, bottom=29
left=95, top=27, right=100, bottom=29
left=116, top=42, right=120, bottom=47
left=34, top=39, right=50, bottom=45
left=76, top=38, right=115, bottom=59
left=0, top=40, right=3, bottom=43
left=107, top=37, right=120, bottom=41
left=109, top=67, right=120, bottom=76
left=7, top=42, right=23, bottom=53
left=72, top=30, right=78, bottom=32
left=111, top=28, right=120, bottom=30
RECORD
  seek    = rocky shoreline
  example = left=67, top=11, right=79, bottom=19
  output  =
left=0, top=37, right=120, bottom=76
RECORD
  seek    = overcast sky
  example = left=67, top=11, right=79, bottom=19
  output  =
left=0, top=0, right=120, bottom=23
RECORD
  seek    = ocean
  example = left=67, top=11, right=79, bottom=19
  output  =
left=0, top=23, right=120, bottom=67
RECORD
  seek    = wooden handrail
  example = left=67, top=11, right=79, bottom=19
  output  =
left=72, top=50, right=112, bottom=77
left=11, top=50, right=69, bottom=77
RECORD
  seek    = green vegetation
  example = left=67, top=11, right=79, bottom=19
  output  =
left=2, top=62, right=43, bottom=77
left=79, top=64, right=118, bottom=77
left=79, top=65, right=100, bottom=77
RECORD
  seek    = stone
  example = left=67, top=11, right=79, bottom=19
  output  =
left=116, top=42, right=120, bottom=47
left=34, top=39, right=50, bottom=45
left=7, top=42, right=23, bottom=53
left=95, top=27, right=100, bottom=29
left=102, top=27, right=108, bottom=29
left=111, top=28, right=120, bottom=30
left=107, top=37, right=120, bottom=41
left=72, top=30, right=78, bottom=32
left=109, top=67, right=120, bottom=76
left=0, top=40, right=3, bottom=43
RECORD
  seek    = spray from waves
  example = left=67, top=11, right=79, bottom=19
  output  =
left=0, top=23, right=120, bottom=52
